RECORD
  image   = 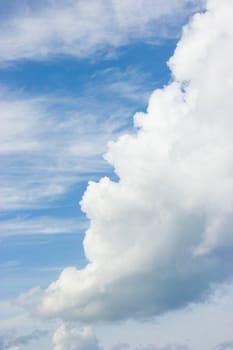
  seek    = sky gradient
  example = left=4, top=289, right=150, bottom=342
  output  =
left=0, top=1, right=233, bottom=350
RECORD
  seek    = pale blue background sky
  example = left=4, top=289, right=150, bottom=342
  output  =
left=1, top=1, right=233, bottom=350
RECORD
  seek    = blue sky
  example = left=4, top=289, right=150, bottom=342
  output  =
left=1, top=1, right=233, bottom=350
left=0, top=39, right=175, bottom=299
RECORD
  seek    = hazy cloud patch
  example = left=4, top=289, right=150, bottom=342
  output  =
left=0, top=0, right=204, bottom=63
left=52, top=324, right=100, bottom=350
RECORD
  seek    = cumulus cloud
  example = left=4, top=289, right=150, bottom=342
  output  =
left=0, top=0, right=204, bottom=63
left=52, top=324, right=100, bottom=350
left=31, top=0, right=233, bottom=323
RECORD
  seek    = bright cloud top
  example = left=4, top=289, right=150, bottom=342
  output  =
left=32, top=0, right=233, bottom=322
left=0, top=0, right=203, bottom=63
left=52, top=324, right=100, bottom=350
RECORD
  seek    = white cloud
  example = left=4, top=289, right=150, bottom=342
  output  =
left=6, top=282, right=233, bottom=350
left=0, top=76, right=138, bottom=211
left=52, top=324, right=100, bottom=350
left=33, top=0, right=233, bottom=323
left=0, top=216, right=87, bottom=237
left=0, top=0, right=204, bottom=63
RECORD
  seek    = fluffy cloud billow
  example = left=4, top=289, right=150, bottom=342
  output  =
left=38, top=0, right=233, bottom=322
left=52, top=324, right=100, bottom=350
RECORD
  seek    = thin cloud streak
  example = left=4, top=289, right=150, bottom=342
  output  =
left=0, top=0, right=204, bottom=63
left=0, top=67, right=147, bottom=211
left=0, top=216, right=87, bottom=237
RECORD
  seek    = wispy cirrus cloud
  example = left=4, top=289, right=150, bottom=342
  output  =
left=0, top=67, right=149, bottom=211
left=0, top=216, right=87, bottom=237
left=0, top=90, right=107, bottom=210
left=0, top=330, right=48, bottom=350
left=0, top=0, right=204, bottom=64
